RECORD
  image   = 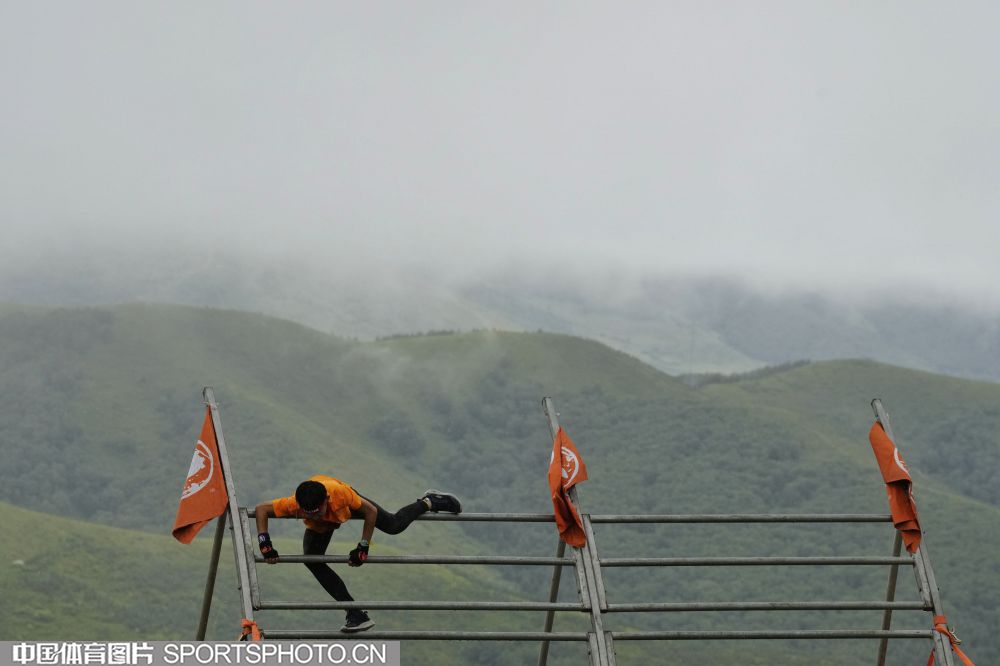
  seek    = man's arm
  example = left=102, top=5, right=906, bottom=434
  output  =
left=348, top=498, right=378, bottom=567
left=255, top=502, right=276, bottom=534
left=358, top=498, right=377, bottom=544
left=255, top=502, right=279, bottom=564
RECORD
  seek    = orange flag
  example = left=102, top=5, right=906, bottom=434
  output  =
left=868, top=421, right=921, bottom=553
left=172, top=408, right=229, bottom=543
left=548, top=427, right=589, bottom=547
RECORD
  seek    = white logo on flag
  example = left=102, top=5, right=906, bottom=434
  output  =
left=560, top=447, right=580, bottom=485
left=181, top=440, right=215, bottom=498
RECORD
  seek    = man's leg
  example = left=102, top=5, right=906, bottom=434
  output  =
left=302, top=529, right=354, bottom=601
left=302, top=529, right=371, bottom=630
left=356, top=496, right=427, bottom=535
left=356, top=491, right=460, bottom=535
left=375, top=498, right=429, bottom=535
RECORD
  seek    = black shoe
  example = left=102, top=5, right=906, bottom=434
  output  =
left=423, top=489, right=462, bottom=514
left=340, top=611, right=374, bottom=633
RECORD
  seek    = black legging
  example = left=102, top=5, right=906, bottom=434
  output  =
left=302, top=495, right=427, bottom=608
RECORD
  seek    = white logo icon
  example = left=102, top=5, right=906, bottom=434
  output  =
left=559, top=446, right=580, bottom=485
left=182, top=440, right=215, bottom=498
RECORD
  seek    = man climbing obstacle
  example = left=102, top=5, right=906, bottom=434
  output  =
left=255, top=475, right=462, bottom=633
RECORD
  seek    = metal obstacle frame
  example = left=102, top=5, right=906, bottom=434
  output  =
left=194, top=389, right=958, bottom=665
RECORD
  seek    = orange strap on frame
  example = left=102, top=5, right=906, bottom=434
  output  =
left=925, top=615, right=974, bottom=666
left=239, top=619, right=261, bottom=641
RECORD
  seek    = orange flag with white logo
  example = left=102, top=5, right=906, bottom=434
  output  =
left=868, top=421, right=921, bottom=553
left=172, top=408, right=229, bottom=543
left=548, top=427, right=589, bottom=547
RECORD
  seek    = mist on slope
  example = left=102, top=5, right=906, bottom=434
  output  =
left=2, top=241, right=997, bottom=383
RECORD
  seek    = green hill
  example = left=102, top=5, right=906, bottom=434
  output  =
left=701, top=360, right=1000, bottom=507
left=1, top=303, right=997, bottom=664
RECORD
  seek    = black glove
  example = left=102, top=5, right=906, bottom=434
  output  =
left=258, top=532, right=279, bottom=562
left=348, top=540, right=369, bottom=567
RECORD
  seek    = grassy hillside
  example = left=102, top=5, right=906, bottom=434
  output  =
left=0, top=304, right=997, bottom=664
left=701, top=360, right=1000, bottom=505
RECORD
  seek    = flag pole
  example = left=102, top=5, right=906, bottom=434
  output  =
left=538, top=397, right=568, bottom=666
left=203, top=387, right=257, bottom=634
left=540, top=397, right=614, bottom=666
left=875, top=530, right=903, bottom=666
left=871, top=399, right=954, bottom=666
left=196, top=512, right=227, bottom=640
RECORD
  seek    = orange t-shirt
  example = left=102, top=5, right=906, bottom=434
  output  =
left=271, top=475, right=363, bottom=531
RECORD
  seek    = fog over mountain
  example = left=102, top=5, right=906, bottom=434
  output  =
left=2, top=3, right=998, bottom=377
left=2, top=243, right=998, bottom=383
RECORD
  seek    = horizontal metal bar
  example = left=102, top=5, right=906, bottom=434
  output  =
left=261, top=630, right=590, bottom=641
left=244, top=508, right=555, bottom=522
left=258, top=601, right=585, bottom=612
left=258, top=551, right=909, bottom=568
left=258, top=554, right=574, bottom=566
left=591, top=514, right=893, bottom=524
left=244, top=508, right=893, bottom=524
left=612, top=630, right=934, bottom=640
left=606, top=601, right=929, bottom=612
left=417, top=512, right=555, bottom=522
left=600, top=557, right=914, bottom=567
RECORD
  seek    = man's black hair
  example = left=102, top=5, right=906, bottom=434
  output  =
left=295, top=480, right=327, bottom=511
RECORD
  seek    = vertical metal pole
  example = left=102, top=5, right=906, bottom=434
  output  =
left=204, top=387, right=256, bottom=628
left=195, top=512, right=227, bottom=640
left=568, top=484, right=603, bottom=617
left=911, top=548, right=935, bottom=607
left=581, top=515, right=609, bottom=611
left=240, top=508, right=262, bottom=610
left=537, top=538, right=567, bottom=666
left=871, top=399, right=954, bottom=666
left=917, top=542, right=955, bottom=665
left=542, top=397, right=615, bottom=666
left=875, top=530, right=903, bottom=665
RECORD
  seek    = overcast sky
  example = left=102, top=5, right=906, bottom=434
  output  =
left=1, top=2, right=997, bottom=299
